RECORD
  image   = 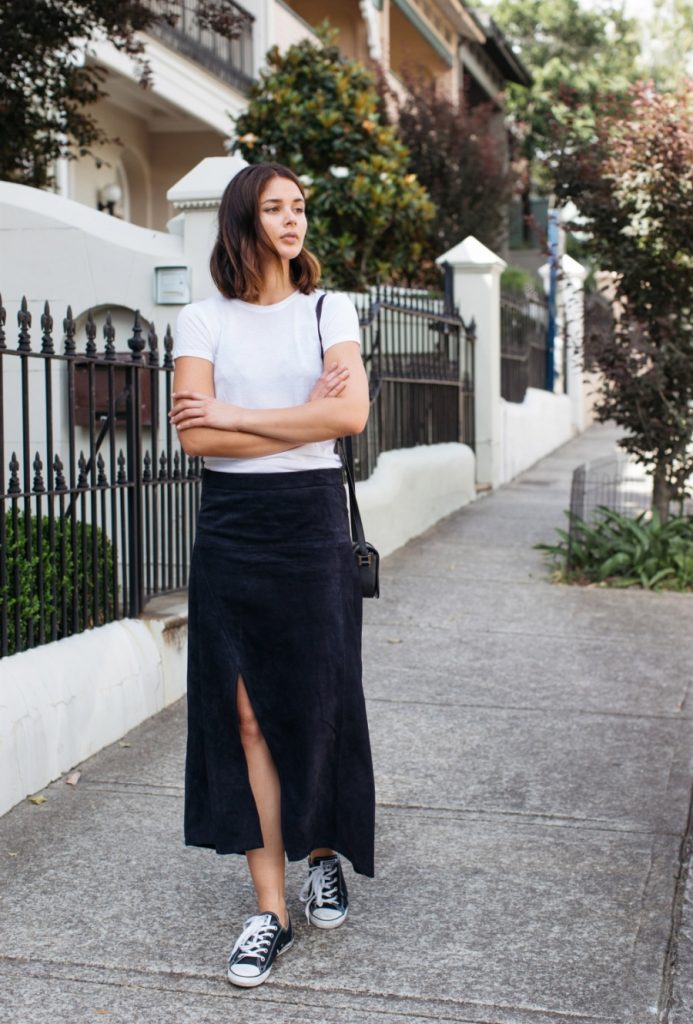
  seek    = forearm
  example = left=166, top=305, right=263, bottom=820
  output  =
left=178, top=426, right=299, bottom=459
left=237, top=396, right=368, bottom=443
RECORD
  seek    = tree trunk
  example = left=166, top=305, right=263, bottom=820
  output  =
left=652, top=461, right=670, bottom=523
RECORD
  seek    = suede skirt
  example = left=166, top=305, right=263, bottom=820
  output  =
left=184, top=467, right=376, bottom=878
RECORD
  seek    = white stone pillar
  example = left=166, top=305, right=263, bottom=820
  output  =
left=540, top=253, right=588, bottom=430
left=561, top=254, right=588, bottom=432
left=437, top=236, right=506, bottom=490
left=166, top=154, right=248, bottom=303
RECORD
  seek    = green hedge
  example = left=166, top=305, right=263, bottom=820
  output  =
left=1, top=512, right=115, bottom=655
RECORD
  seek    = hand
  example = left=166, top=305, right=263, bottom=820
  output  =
left=309, top=364, right=350, bottom=402
left=169, top=390, right=241, bottom=431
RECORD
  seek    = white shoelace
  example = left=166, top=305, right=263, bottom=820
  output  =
left=299, top=859, right=339, bottom=921
left=230, top=913, right=277, bottom=964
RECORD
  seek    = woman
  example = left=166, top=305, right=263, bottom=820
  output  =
left=170, top=162, right=376, bottom=989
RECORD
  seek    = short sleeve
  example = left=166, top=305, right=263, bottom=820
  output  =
left=320, top=293, right=361, bottom=352
left=173, top=302, right=217, bottom=363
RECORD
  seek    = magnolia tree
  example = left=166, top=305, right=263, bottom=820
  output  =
left=0, top=0, right=245, bottom=188
left=232, top=30, right=434, bottom=290
left=379, top=70, right=514, bottom=256
left=551, top=81, right=693, bottom=520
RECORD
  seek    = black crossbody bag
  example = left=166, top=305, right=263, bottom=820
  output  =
left=316, top=294, right=380, bottom=599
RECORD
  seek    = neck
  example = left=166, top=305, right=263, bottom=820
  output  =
left=256, top=258, right=295, bottom=305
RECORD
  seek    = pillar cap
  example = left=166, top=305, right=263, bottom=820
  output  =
left=436, top=235, right=507, bottom=271
left=167, top=154, right=248, bottom=210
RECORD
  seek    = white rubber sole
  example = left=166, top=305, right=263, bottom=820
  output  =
left=308, top=906, right=349, bottom=930
left=227, top=936, right=294, bottom=988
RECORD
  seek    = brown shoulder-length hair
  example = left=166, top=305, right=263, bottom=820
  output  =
left=210, top=163, right=321, bottom=301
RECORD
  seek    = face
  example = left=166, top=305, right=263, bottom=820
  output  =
left=258, top=175, right=307, bottom=262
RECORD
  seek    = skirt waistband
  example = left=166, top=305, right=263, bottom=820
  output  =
left=201, top=467, right=343, bottom=492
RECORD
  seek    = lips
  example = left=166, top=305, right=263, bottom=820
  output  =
left=281, top=234, right=299, bottom=242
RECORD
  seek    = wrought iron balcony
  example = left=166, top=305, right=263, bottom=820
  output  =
left=146, top=1, right=255, bottom=94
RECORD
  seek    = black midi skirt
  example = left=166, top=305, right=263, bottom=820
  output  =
left=184, top=467, right=376, bottom=878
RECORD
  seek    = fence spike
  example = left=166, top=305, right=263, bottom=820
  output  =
left=17, top=296, right=32, bottom=352
left=41, top=301, right=55, bottom=354
left=33, top=452, right=45, bottom=493
left=0, top=292, right=6, bottom=350
left=53, top=454, right=67, bottom=492
left=117, top=449, right=127, bottom=484
left=63, top=306, right=76, bottom=354
left=104, top=311, right=116, bottom=360
left=8, top=452, right=21, bottom=495
left=173, top=450, right=181, bottom=479
left=77, top=451, right=88, bottom=489
left=159, top=451, right=168, bottom=480
left=163, top=324, right=174, bottom=368
left=85, top=309, right=97, bottom=356
left=147, top=323, right=160, bottom=366
left=128, top=310, right=145, bottom=362
left=97, top=452, right=107, bottom=487
left=143, top=450, right=152, bottom=482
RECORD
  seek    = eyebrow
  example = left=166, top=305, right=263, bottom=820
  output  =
left=261, top=197, right=304, bottom=203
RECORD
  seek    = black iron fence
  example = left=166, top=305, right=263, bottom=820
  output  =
left=0, top=298, right=201, bottom=657
left=145, top=0, right=255, bottom=94
left=500, top=291, right=549, bottom=403
left=0, top=285, right=473, bottom=657
left=351, top=283, right=475, bottom=480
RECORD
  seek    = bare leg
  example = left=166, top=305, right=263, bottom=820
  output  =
left=310, top=848, right=335, bottom=859
left=236, top=675, right=288, bottom=928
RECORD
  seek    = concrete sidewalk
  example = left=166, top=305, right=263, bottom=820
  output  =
left=2, top=423, right=693, bottom=1024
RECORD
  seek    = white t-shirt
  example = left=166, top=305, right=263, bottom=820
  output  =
left=173, top=289, right=361, bottom=473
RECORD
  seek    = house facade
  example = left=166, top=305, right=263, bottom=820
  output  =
left=56, top=0, right=529, bottom=232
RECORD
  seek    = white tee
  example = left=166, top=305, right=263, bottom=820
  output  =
left=173, top=289, right=361, bottom=473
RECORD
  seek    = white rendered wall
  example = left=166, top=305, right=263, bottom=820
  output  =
left=356, top=442, right=476, bottom=558
left=500, top=388, right=574, bottom=484
left=0, top=612, right=187, bottom=818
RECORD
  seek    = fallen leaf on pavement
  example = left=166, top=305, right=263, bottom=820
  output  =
left=65, top=771, right=81, bottom=786
left=386, top=638, right=403, bottom=644
left=28, top=794, right=47, bottom=805
left=118, top=741, right=131, bottom=748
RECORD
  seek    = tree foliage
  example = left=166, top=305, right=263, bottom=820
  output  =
left=379, top=70, right=514, bottom=256
left=232, top=28, right=434, bottom=290
left=0, top=0, right=245, bottom=188
left=551, top=81, right=693, bottom=520
left=484, top=0, right=640, bottom=181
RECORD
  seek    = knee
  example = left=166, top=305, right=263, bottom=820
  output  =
left=237, top=701, right=263, bottom=749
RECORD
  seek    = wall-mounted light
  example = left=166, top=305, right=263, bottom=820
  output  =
left=154, top=266, right=191, bottom=305
left=97, top=182, right=123, bottom=216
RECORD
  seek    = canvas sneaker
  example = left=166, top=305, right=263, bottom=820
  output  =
left=299, top=854, right=349, bottom=929
left=227, top=911, right=293, bottom=987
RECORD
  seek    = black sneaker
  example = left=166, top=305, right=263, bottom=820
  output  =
left=227, top=912, right=294, bottom=987
left=299, top=854, right=349, bottom=929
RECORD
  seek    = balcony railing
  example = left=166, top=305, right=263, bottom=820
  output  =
left=146, top=0, right=255, bottom=94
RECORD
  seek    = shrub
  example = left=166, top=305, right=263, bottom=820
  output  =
left=1, top=512, right=115, bottom=655
left=536, top=507, right=693, bottom=590
left=232, top=26, right=435, bottom=290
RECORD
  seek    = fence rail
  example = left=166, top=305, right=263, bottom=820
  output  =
left=500, top=291, right=549, bottom=403
left=0, top=284, right=474, bottom=657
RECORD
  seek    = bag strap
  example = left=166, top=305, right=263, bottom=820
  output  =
left=316, top=292, right=326, bottom=357
left=315, top=293, right=368, bottom=554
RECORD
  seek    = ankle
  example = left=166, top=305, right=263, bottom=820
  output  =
left=258, top=901, right=289, bottom=929
left=310, top=848, right=335, bottom=862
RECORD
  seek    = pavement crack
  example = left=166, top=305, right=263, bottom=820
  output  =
left=657, top=775, right=693, bottom=1021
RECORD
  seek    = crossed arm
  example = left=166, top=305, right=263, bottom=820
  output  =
left=170, top=340, right=369, bottom=459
